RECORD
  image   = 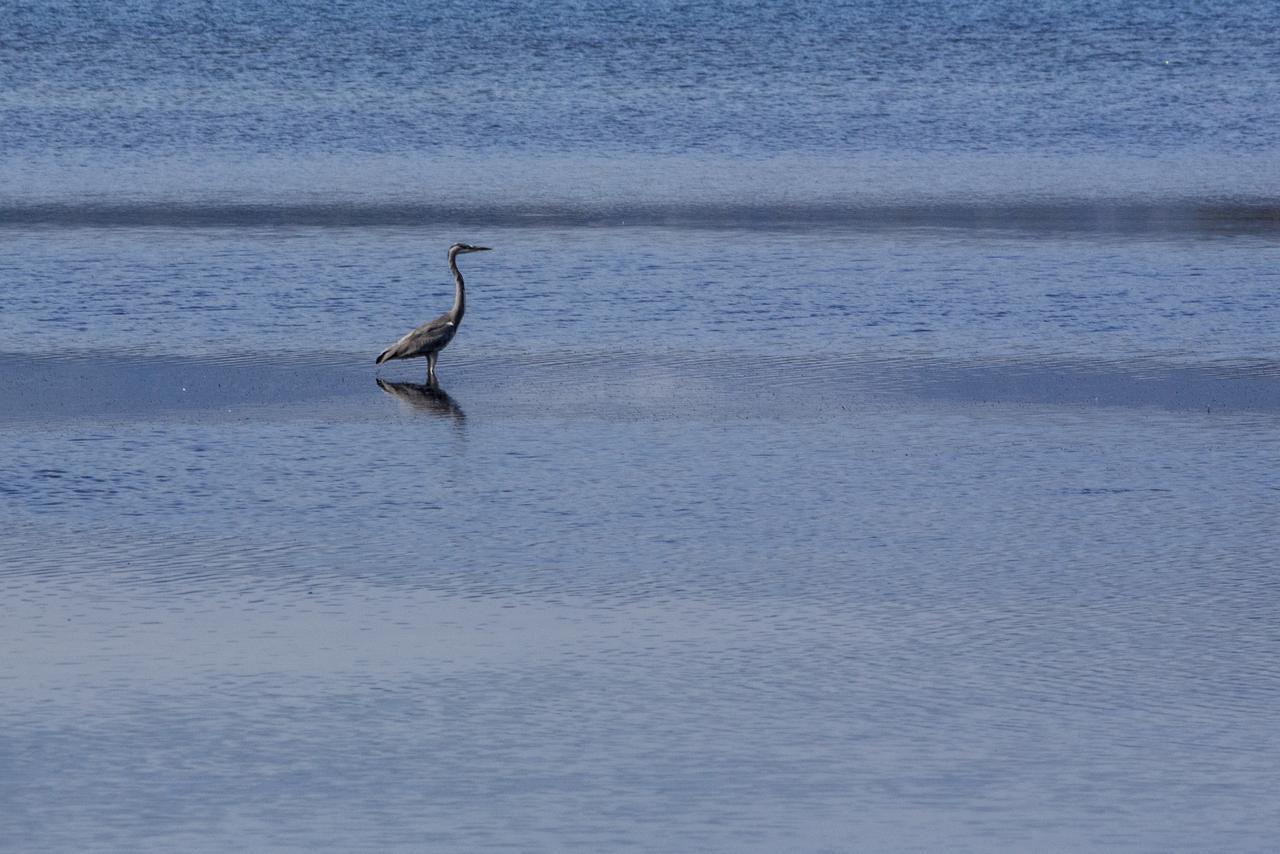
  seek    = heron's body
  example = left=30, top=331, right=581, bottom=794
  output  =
left=375, top=243, right=490, bottom=382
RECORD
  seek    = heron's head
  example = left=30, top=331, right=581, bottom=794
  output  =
left=449, top=243, right=492, bottom=255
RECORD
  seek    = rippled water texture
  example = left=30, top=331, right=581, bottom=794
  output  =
left=3, top=0, right=1280, bottom=207
left=3, top=0, right=1280, bottom=851
left=4, top=225, right=1279, bottom=853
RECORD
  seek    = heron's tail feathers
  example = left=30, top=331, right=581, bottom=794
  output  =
left=375, top=348, right=392, bottom=365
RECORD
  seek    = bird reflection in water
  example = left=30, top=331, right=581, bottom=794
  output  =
left=376, top=378, right=466, bottom=424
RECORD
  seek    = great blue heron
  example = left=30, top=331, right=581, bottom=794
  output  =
left=375, top=242, right=491, bottom=382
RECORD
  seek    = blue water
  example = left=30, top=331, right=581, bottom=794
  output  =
left=3, top=0, right=1280, bottom=208
left=2, top=2, right=1280, bottom=852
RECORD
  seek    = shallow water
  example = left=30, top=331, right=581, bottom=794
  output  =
left=4, top=365, right=1280, bottom=852
left=4, top=0, right=1280, bottom=850
left=4, top=225, right=1280, bottom=852
left=3, top=224, right=1278, bottom=360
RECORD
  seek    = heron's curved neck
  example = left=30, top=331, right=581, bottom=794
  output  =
left=448, top=251, right=465, bottom=324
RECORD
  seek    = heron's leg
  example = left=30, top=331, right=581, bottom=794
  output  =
left=427, top=352, right=438, bottom=382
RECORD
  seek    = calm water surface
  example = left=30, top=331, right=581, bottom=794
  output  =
left=3, top=0, right=1280, bottom=851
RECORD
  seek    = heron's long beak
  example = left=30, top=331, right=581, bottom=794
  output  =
left=472, top=246, right=492, bottom=252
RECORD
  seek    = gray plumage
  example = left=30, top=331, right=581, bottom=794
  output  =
left=375, top=242, right=491, bottom=382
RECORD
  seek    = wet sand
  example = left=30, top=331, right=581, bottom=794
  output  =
left=3, top=349, right=1278, bottom=425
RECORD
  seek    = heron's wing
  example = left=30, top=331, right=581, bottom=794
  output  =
left=376, top=313, right=455, bottom=363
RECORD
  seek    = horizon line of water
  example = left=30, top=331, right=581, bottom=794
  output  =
left=1, top=199, right=1277, bottom=234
